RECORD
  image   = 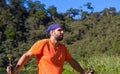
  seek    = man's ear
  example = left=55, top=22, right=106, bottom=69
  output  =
left=50, top=30, right=54, bottom=36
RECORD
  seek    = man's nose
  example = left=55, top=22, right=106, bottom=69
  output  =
left=61, top=31, right=64, bottom=34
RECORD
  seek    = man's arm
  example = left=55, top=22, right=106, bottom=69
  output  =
left=6, top=51, right=33, bottom=74
left=67, top=58, right=86, bottom=74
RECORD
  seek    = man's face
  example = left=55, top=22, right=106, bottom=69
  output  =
left=52, top=28, right=64, bottom=41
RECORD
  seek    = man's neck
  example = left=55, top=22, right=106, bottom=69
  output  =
left=50, top=37, right=59, bottom=47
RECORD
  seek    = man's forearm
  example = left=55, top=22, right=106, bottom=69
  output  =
left=12, top=65, right=20, bottom=74
left=68, top=58, right=86, bottom=74
left=12, top=53, right=31, bottom=74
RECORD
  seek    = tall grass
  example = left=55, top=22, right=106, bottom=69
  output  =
left=62, top=55, right=120, bottom=74
left=2, top=55, right=119, bottom=74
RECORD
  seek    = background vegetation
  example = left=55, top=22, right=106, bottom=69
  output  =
left=0, top=0, right=120, bottom=74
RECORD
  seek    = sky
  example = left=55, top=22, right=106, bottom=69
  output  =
left=39, top=0, right=120, bottom=13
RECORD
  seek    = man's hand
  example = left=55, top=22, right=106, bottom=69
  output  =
left=87, top=69, right=95, bottom=74
left=6, top=64, right=12, bottom=74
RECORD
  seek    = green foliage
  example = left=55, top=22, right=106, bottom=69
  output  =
left=0, top=1, right=120, bottom=74
left=63, top=55, right=120, bottom=74
left=4, top=29, right=16, bottom=39
left=33, top=10, right=47, bottom=20
left=47, top=5, right=57, bottom=16
left=62, top=64, right=74, bottom=74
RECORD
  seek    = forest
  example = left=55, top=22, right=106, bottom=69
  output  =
left=0, top=0, right=120, bottom=74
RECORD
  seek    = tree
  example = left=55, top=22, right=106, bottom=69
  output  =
left=0, top=0, right=6, bottom=7
left=81, top=11, right=89, bottom=19
left=47, top=5, right=58, bottom=22
left=66, top=8, right=80, bottom=19
left=84, top=2, right=94, bottom=13
left=100, top=7, right=116, bottom=17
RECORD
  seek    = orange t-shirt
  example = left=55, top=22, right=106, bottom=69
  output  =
left=29, top=39, right=71, bottom=74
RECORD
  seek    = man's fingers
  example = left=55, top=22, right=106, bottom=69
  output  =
left=6, top=65, right=12, bottom=74
left=88, top=69, right=95, bottom=74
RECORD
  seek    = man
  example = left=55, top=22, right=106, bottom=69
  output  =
left=6, top=24, right=92, bottom=74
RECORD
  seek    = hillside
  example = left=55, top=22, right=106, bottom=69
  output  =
left=0, top=1, right=120, bottom=73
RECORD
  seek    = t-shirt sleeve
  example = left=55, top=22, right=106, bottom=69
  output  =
left=28, top=40, right=45, bottom=56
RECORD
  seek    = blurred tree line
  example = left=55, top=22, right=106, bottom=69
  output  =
left=0, top=0, right=120, bottom=71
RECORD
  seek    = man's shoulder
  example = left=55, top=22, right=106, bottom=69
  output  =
left=37, top=39, right=49, bottom=44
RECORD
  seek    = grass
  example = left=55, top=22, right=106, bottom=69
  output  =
left=1, top=55, right=120, bottom=74
left=62, top=54, right=120, bottom=74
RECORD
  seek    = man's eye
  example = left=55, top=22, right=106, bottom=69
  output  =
left=58, top=29, right=63, bottom=31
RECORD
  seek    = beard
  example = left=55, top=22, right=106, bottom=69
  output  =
left=55, top=35, right=63, bottom=41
